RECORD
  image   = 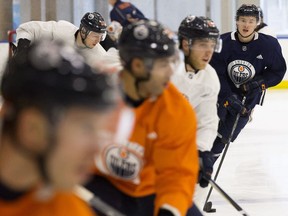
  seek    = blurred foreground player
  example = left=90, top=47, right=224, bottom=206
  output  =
left=0, top=40, right=118, bottom=216
left=85, top=20, right=199, bottom=216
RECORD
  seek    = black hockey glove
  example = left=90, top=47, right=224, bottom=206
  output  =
left=13, top=38, right=31, bottom=58
left=240, top=78, right=266, bottom=96
left=157, top=208, right=175, bottom=216
left=198, top=151, right=214, bottom=188
left=223, top=94, right=249, bottom=116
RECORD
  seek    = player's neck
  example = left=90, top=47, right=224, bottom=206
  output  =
left=120, top=70, right=145, bottom=101
left=237, top=32, right=255, bottom=43
left=185, top=63, right=197, bottom=73
left=0, top=139, right=40, bottom=191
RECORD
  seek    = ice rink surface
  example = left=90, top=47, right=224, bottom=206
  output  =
left=201, top=90, right=288, bottom=216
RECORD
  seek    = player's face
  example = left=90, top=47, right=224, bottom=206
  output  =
left=138, top=56, right=176, bottom=97
left=84, top=31, right=104, bottom=48
left=46, top=107, right=112, bottom=190
left=189, top=38, right=216, bottom=70
left=236, top=16, right=258, bottom=37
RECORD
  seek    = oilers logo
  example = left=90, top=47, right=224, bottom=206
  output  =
left=227, top=60, right=255, bottom=87
left=103, top=144, right=143, bottom=181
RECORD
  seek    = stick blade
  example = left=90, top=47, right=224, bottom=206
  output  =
left=203, top=201, right=216, bottom=213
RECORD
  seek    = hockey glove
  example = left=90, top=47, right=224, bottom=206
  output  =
left=13, top=38, right=31, bottom=58
left=157, top=208, right=175, bottom=216
left=198, top=151, right=214, bottom=188
left=223, top=94, right=249, bottom=116
left=240, top=78, right=266, bottom=96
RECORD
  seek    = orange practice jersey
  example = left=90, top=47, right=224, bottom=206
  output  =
left=0, top=190, right=96, bottom=216
left=95, top=83, right=199, bottom=216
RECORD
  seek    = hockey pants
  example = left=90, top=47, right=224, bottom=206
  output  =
left=85, top=175, right=203, bottom=216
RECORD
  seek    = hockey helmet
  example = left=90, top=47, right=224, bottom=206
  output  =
left=178, top=16, right=222, bottom=52
left=118, top=20, right=176, bottom=64
left=81, top=12, right=107, bottom=33
left=257, top=7, right=263, bottom=19
left=1, top=39, right=117, bottom=111
left=236, top=4, right=260, bottom=21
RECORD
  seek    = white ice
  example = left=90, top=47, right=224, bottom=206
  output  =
left=201, top=90, right=288, bottom=216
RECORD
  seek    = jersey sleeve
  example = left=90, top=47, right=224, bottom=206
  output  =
left=261, top=38, right=287, bottom=88
left=153, top=85, right=199, bottom=216
left=16, top=21, right=56, bottom=43
left=195, top=65, right=220, bottom=151
left=0, top=190, right=96, bottom=216
left=194, top=94, right=219, bottom=152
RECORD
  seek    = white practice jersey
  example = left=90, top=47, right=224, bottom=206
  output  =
left=16, top=20, right=106, bottom=65
left=171, top=62, right=220, bottom=152
left=96, top=47, right=123, bottom=72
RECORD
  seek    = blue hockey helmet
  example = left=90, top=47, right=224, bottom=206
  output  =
left=178, top=16, right=222, bottom=53
left=236, top=4, right=260, bottom=22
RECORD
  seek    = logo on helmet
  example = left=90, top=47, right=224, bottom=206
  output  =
left=186, top=15, right=196, bottom=23
left=207, top=20, right=216, bottom=28
left=133, top=25, right=149, bottom=40
left=88, top=13, right=94, bottom=20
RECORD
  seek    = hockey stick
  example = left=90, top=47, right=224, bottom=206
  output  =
left=208, top=178, right=250, bottom=216
left=203, top=96, right=247, bottom=212
left=89, top=196, right=126, bottom=216
left=75, top=186, right=125, bottom=216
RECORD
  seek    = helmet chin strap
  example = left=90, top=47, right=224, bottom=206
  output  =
left=122, top=71, right=149, bottom=107
left=132, top=58, right=154, bottom=99
left=12, top=137, right=54, bottom=187
left=125, top=61, right=152, bottom=101
left=80, top=34, right=92, bottom=49
left=78, top=28, right=92, bottom=49
left=185, top=47, right=199, bottom=73
left=10, top=110, right=57, bottom=188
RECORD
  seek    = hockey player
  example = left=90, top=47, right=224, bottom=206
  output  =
left=0, top=40, right=119, bottom=215
left=13, top=12, right=107, bottom=64
left=108, top=0, right=147, bottom=27
left=172, top=15, right=221, bottom=214
left=210, top=4, right=286, bottom=163
left=85, top=20, right=199, bottom=216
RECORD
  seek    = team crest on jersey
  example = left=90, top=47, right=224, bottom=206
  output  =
left=227, top=60, right=255, bottom=87
left=103, top=144, right=143, bottom=181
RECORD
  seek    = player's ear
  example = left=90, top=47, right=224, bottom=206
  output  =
left=17, top=108, right=49, bottom=153
left=182, top=39, right=190, bottom=55
left=131, top=58, right=146, bottom=76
